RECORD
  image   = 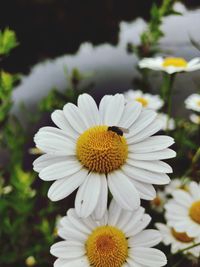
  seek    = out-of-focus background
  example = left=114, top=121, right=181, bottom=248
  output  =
left=0, top=1, right=200, bottom=267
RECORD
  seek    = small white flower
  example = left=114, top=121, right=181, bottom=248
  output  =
left=157, top=113, right=175, bottom=131
left=156, top=223, right=200, bottom=257
left=33, top=93, right=175, bottom=218
left=51, top=200, right=167, bottom=267
left=139, top=57, right=200, bottom=74
left=164, top=178, right=189, bottom=196
left=185, top=94, right=200, bottom=112
left=151, top=191, right=167, bottom=213
left=165, top=181, right=200, bottom=238
left=190, top=113, right=200, bottom=125
left=124, top=89, right=164, bottom=111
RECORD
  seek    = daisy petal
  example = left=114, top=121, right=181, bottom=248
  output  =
left=131, top=180, right=156, bottom=200
left=130, top=247, right=167, bottom=267
left=75, top=173, right=101, bottom=218
left=51, top=110, right=79, bottom=138
left=48, top=169, right=87, bottom=201
left=39, top=160, right=82, bottom=181
left=92, top=175, right=108, bottom=220
left=128, top=149, right=176, bottom=161
left=50, top=241, right=84, bottom=259
left=77, top=94, right=100, bottom=127
left=63, top=103, right=87, bottom=134
left=33, top=154, right=68, bottom=172
left=108, top=170, right=140, bottom=210
left=128, top=136, right=174, bottom=153
left=129, top=230, right=162, bottom=248
left=119, top=101, right=142, bottom=128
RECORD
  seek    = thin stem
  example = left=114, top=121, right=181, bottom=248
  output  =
left=178, top=242, right=200, bottom=253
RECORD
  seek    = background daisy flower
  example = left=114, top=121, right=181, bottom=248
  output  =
left=165, top=181, right=200, bottom=238
left=190, top=113, right=200, bottom=125
left=156, top=223, right=200, bottom=257
left=51, top=201, right=167, bottom=267
left=139, top=57, right=200, bottom=74
left=157, top=113, right=175, bottom=131
left=124, top=89, right=164, bottom=111
left=33, top=93, right=175, bottom=218
left=185, top=93, right=200, bottom=112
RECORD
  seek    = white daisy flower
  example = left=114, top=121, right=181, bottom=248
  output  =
left=165, top=181, right=200, bottom=238
left=156, top=223, right=200, bottom=257
left=190, top=113, right=200, bottom=125
left=139, top=57, right=200, bottom=74
left=185, top=94, right=200, bottom=112
left=33, top=93, right=175, bottom=218
left=164, top=178, right=189, bottom=196
left=124, top=89, right=164, bottom=111
left=51, top=200, right=167, bottom=267
left=157, top=113, right=175, bottom=131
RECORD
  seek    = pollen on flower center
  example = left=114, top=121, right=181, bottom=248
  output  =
left=162, top=57, right=188, bottom=68
left=171, top=228, right=194, bottom=243
left=76, top=126, right=128, bottom=174
left=86, top=226, right=128, bottom=267
left=189, top=201, right=200, bottom=224
left=135, top=97, right=148, bottom=107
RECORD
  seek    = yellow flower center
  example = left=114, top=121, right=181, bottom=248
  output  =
left=171, top=228, right=194, bottom=243
left=197, top=100, right=200, bottom=106
left=135, top=97, right=148, bottom=107
left=151, top=196, right=162, bottom=207
left=76, top=126, right=128, bottom=174
left=162, top=57, right=188, bottom=68
left=189, top=201, right=200, bottom=224
left=86, top=226, right=128, bottom=267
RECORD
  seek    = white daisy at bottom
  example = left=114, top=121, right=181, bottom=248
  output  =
left=156, top=223, right=200, bottom=257
left=51, top=201, right=167, bottom=267
left=165, top=181, right=200, bottom=238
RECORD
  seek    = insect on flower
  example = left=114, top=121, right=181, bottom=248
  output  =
left=107, top=126, right=129, bottom=136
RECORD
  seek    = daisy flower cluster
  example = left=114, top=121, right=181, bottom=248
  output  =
left=156, top=180, right=200, bottom=259
left=33, top=93, right=176, bottom=266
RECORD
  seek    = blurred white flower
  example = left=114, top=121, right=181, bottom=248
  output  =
left=164, top=178, right=189, bottom=196
left=157, top=113, right=175, bottom=131
left=165, top=181, right=200, bottom=238
left=190, top=113, right=200, bottom=125
left=185, top=94, right=200, bottom=112
left=156, top=223, right=200, bottom=257
left=151, top=190, right=167, bottom=213
left=33, top=93, right=175, bottom=219
left=124, top=89, right=164, bottom=110
left=51, top=201, right=167, bottom=267
left=139, top=57, right=200, bottom=74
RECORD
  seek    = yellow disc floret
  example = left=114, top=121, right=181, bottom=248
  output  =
left=76, top=126, right=128, bottom=174
left=86, top=226, right=128, bottom=267
left=135, top=97, right=148, bottom=107
left=171, top=228, right=194, bottom=243
left=189, top=200, right=200, bottom=224
left=162, top=57, right=188, bottom=68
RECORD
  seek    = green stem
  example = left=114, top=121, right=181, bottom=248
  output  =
left=160, top=72, right=175, bottom=131
left=179, top=242, right=200, bottom=253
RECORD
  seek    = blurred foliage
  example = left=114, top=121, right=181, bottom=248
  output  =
left=0, top=29, right=94, bottom=267
left=128, top=0, right=180, bottom=58
left=0, top=28, right=18, bottom=56
left=39, top=67, right=94, bottom=113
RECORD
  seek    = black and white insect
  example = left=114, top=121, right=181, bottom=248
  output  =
left=107, top=126, right=129, bottom=136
